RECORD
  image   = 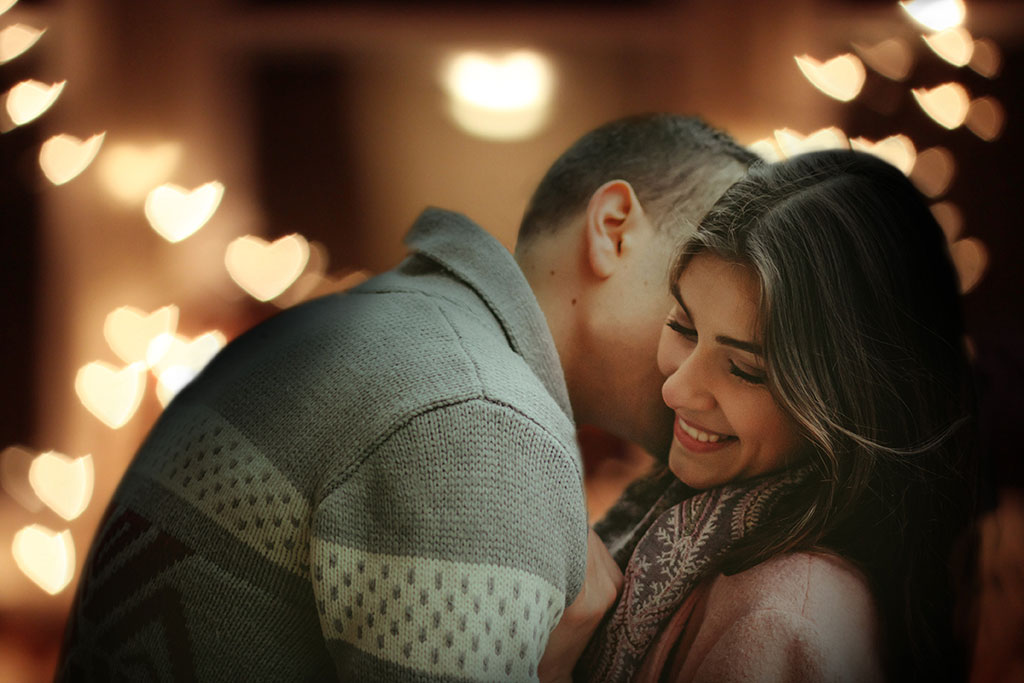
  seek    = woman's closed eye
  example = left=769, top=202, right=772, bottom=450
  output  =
left=666, top=318, right=697, bottom=340
left=729, top=361, right=765, bottom=385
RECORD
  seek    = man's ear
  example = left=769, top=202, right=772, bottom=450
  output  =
left=584, top=180, right=648, bottom=279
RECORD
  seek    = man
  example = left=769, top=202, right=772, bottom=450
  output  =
left=57, top=114, right=756, bottom=681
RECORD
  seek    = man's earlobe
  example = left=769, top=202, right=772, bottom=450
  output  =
left=584, top=180, right=644, bottom=279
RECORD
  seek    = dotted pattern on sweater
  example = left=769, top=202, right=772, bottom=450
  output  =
left=135, top=407, right=312, bottom=578
left=312, top=543, right=565, bottom=679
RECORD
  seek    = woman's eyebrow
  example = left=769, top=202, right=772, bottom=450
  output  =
left=716, top=335, right=763, bottom=355
left=673, top=281, right=763, bottom=355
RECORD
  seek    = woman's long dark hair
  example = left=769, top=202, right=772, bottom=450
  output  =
left=675, top=150, right=977, bottom=680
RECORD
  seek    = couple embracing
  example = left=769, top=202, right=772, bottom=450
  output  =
left=58, top=115, right=975, bottom=682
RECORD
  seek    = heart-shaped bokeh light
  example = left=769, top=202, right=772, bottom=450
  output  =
left=774, top=127, right=849, bottom=158
left=225, top=234, right=311, bottom=302
left=74, top=361, right=146, bottom=429
left=29, top=451, right=94, bottom=521
left=12, top=524, right=75, bottom=595
left=930, top=202, right=963, bottom=242
left=104, top=305, right=179, bottom=366
left=147, top=330, right=225, bottom=379
left=950, top=237, right=988, bottom=293
left=794, top=54, right=865, bottom=102
left=5, top=79, right=65, bottom=126
left=97, top=142, right=182, bottom=203
left=849, top=134, right=917, bottom=175
left=1, top=444, right=42, bottom=512
left=39, top=132, right=105, bottom=185
left=0, top=0, right=17, bottom=16
left=271, top=240, right=329, bottom=309
left=852, top=38, right=913, bottom=81
left=442, top=50, right=554, bottom=141
left=900, top=0, right=966, bottom=32
left=748, top=138, right=783, bottom=163
left=965, top=97, right=1005, bottom=141
left=910, top=146, right=956, bottom=198
left=0, top=24, right=45, bottom=64
left=144, top=182, right=224, bottom=243
left=149, top=331, right=225, bottom=406
left=912, top=83, right=969, bottom=129
left=923, top=27, right=974, bottom=67
left=969, top=38, right=1001, bottom=78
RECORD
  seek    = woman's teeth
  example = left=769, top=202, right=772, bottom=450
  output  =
left=679, top=419, right=729, bottom=443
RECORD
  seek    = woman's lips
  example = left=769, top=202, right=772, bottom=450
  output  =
left=673, top=416, right=736, bottom=453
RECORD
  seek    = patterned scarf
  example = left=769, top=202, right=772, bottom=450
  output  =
left=577, top=466, right=811, bottom=682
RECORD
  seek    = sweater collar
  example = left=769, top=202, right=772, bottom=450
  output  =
left=404, top=207, right=573, bottom=422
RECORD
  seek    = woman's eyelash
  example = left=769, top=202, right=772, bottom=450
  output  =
left=730, top=362, right=765, bottom=385
left=666, top=319, right=697, bottom=338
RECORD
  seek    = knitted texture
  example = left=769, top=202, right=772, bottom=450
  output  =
left=577, top=466, right=811, bottom=682
left=56, top=209, right=588, bottom=682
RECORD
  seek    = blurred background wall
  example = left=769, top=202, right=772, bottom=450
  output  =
left=0, top=0, right=1021, bottom=679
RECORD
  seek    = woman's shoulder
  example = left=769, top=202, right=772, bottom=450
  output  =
left=711, top=551, right=877, bottom=623
left=676, top=552, right=884, bottom=682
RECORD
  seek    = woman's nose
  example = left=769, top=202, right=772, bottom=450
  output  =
left=661, top=351, right=716, bottom=413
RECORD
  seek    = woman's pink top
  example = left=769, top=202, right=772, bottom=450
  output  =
left=637, top=552, right=885, bottom=682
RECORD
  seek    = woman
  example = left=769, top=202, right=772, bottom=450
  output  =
left=551, top=150, right=977, bottom=682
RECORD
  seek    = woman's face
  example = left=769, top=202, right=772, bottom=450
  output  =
left=658, top=254, right=803, bottom=489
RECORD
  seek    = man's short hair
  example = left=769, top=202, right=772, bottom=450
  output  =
left=517, top=114, right=758, bottom=242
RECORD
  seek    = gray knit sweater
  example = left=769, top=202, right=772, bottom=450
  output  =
left=57, top=208, right=589, bottom=681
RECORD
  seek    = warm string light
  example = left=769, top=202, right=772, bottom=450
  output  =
left=912, top=83, right=970, bottom=129
left=28, top=451, right=94, bottom=521
left=97, top=141, right=182, bottom=203
left=0, top=0, right=18, bottom=16
left=849, top=134, right=917, bottom=175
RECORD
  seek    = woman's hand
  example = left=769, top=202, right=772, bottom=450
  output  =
left=538, top=528, right=624, bottom=683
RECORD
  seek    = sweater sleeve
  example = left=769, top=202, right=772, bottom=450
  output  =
left=309, top=398, right=588, bottom=682
left=686, top=609, right=841, bottom=683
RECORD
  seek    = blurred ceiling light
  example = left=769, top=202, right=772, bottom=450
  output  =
left=923, top=27, right=974, bottom=66
left=774, top=127, right=849, bottom=158
left=852, top=38, right=913, bottom=81
left=12, top=524, right=75, bottom=595
left=969, top=38, right=1002, bottom=78
left=144, top=181, right=225, bottom=243
left=912, top=82, right=969, bottom=128
left=930, top=201, right=963, bottom=241
left=74, top=361, right=147, bottom=429
left=748, top=137, right=782, bottom=162
left=950, top=237, right=987, bottom=293
left=146, top=330, right=225, bottom=378
left=4, top=79, right=64, bottom=126
left=849, top=134, right=917, bottom=175
left=104, top=305, right=179, bottom=366
left=0, top=24, right=45, bottom=63
left=910, top=146, right=955, bottom=197
left=900, top=0, right=966, bottom=32
left=965, top=96, right=1005, bottom=141
left=28, top=451, right=93, bottom=521
left=442, top=50, right=554, bottom=141
left=39, top=132, right=105, bottom=185
left=794, top=54, right=865, bottom=101
left=1, top=444, right=42, bottom=512
left=97, top=141, right=182, bottom=203
left=225, top=234, right=311, bottom=302
left=0, top=0, right=17, bottom=16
